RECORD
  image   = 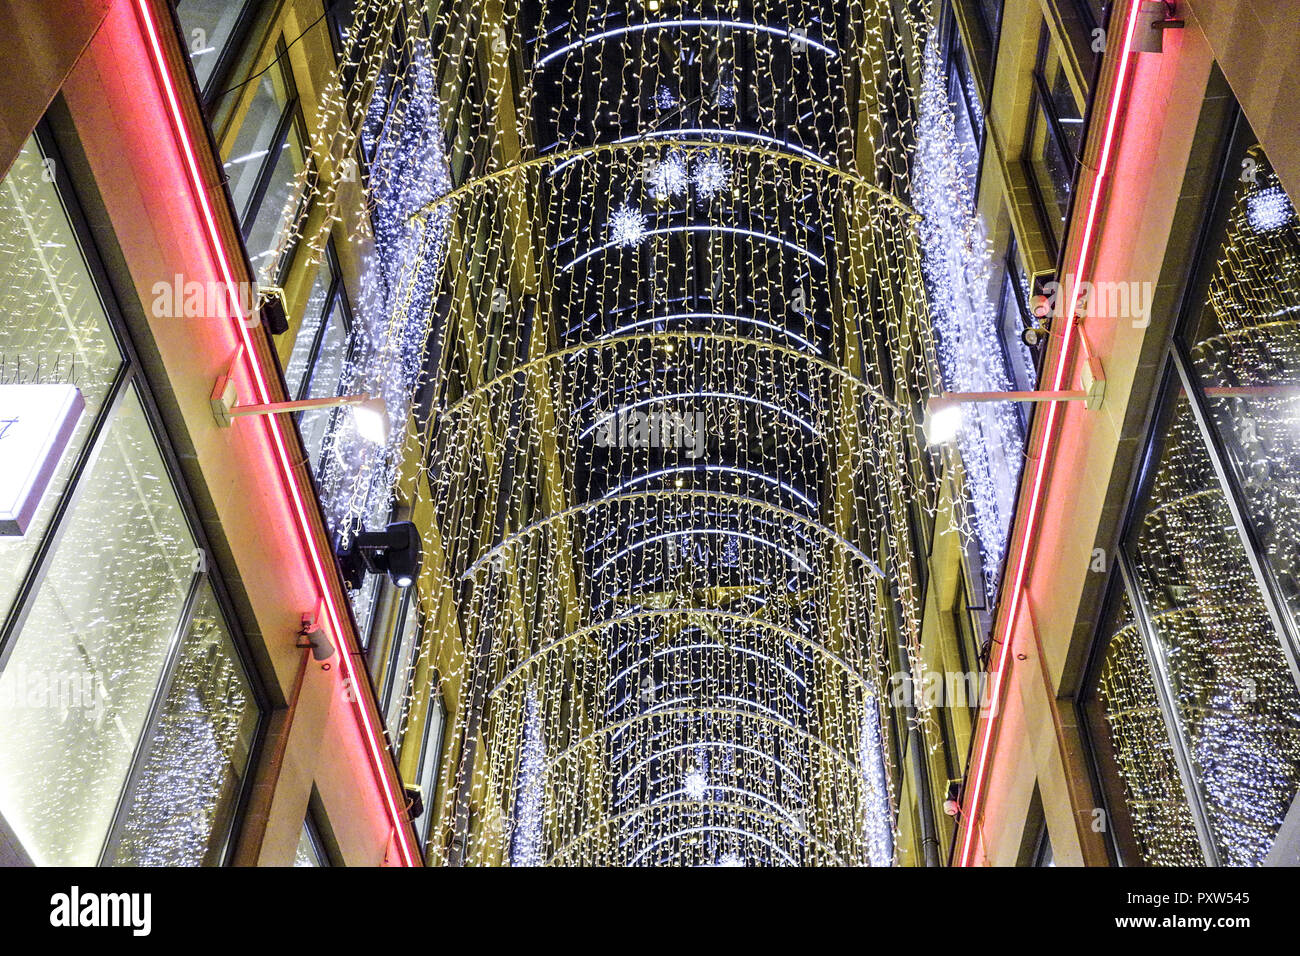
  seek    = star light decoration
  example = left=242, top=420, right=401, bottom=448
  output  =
left=649, top=150, right=691, bottom=200
left=1245, top=185, right=1295, bottom=233
left=610, top=202, right=649, bottom=246
left=692, top=151, right=731, bottom=200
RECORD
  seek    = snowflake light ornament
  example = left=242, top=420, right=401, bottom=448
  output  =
left=609, top=203, right=647, bottom=247
left=692, top=152, right=731, bottom=200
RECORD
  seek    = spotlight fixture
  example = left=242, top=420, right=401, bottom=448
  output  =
left=923, top=379, right=1105, bottom=446
left=336, top=520, right=423, bottom=589
left=1021, top=324, right=1048, bottom=348
left=295, top=610, right=336, bottom=663
left=257, top=285, right=289, bottom=335
left=211, top=348, right=391, bottom=444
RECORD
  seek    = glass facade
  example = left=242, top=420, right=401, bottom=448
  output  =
left=175, top=0, right=255, bottom=94
left=1180, top=144, right=1300, bottom=637
left=415, top=688, right=447, bottom=849
left=1086, top=586, right=1205, bottom=866
left=1025, top=25, right=1084, bottom=249
left=293, top=816, right=328, bottom=866
left=0, top=137, right=124, bottom=620
left=1086, top=117, right=1300, bottom=867
left=104, top=583, right=259, bottom=866
left=0, top=130, right=261, bottom=866
left=224, top=51, right=310, bottom=284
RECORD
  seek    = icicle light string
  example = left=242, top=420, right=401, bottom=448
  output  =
left=271, top=0, right=952, bottom=865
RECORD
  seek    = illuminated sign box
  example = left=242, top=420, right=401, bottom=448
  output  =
left=0, top=384, right=85, bottom=536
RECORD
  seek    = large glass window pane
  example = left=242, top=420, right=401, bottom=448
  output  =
left=224, top=69, right=290, bottom=219
left=175, top=0, right=252, bottom=91
left=0, top=136, right=124, bottom=620
left=416, top=690, right=447, bottom=848
left=1026, top=31, right=1084, bottom=244
left=298, top=293, right=349, bottom=472
left=947, top=52, right=980, bottom=198
left=294, top=818, right=327, bottom=866
left=103, top=581, right=258, bottom=866
left=976, top=0, right=1003, bottom=41
left=283, top=259, right=332, bottom=399
left=382, top=591, right=422, bottom=741
left=1125, top=386, right=1300, bottom=865
left=1084, top=586, right=1205, bottom=866
left=0, top=386, right=197, bottom=865
left=995, top=248, right=1037, bottom=395
left=1027, top=101, right=1074, bottom=241
left=244, top=123, right=308, bottom=282
left=1180, top=141, right=1300, bottom=635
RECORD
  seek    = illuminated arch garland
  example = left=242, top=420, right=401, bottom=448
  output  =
left=266, top=0, right=953, bottom=866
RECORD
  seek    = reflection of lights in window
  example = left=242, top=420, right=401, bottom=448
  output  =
left=535, top=20, right=839, bottom=69
left=714, top=852, right=744, bottom=866
left=224, top=149, right=270, bottom=169
left=1247, top=187, right=1295, bottom=233
left=655, top=85, right=677, bottom=110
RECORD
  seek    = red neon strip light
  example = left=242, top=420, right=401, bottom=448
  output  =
left=956, top=1, right=1145, bottom=866
left=133, top=0, right=417, bottom=866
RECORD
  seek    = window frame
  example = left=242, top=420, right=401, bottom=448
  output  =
left=172, top=0, right=265, bottom=110
left=231, top=39, right=315, bottom=286
left=1023, top=26, right=1085, bottom=256
left=0, top=115, right=267, bottom=868
left=414, top=680, right=447, bottom=850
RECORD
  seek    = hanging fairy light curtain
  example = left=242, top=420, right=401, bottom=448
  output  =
left=913, top=21, right=1025, bottom=601
left=268, top=0, right=945, bottom=865
left=396, top=0, right=943, bottom=860
left=260, top=0, right=455, bottom=545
